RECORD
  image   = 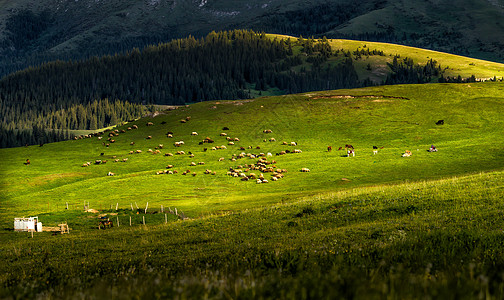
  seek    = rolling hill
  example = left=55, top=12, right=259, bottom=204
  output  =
left=1, top=82, right=504, bottom=298
left=2, top=82, right=503, bottom=218
left=1, top=0, right=504, bottom=77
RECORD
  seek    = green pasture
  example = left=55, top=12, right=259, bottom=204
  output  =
left=2, top=169, right=504, bottom=298
left=1, top=82, right=504, bottom=298
left=1, top=82, right=503, bottom=222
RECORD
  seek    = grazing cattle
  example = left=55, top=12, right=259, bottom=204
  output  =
left=428, top=145, right=438, bottom=152
left=24, top=159, right=30, bottom=165
left=136, top=150, right=142, bottom=153
left=269, top=138, right=276, bottom=142
left=436, top=120, right=444, bottom=125
left=373, top=146, right=378, bottom=155
left=132, top=125, right=138, bottom=129
left=402, top=150, right=412, bottom=157
left=223, top=127, right=230, bottom=130
left=146, top=122, right=154, bottom=126
left=165, top=153, right=173, bottom=156
left=107, top=172, right=115, bottom=176
left=167, top=134, right=173, bottom=138
left=220, top=133, right=228, bottom=136
left=327, top=146, right=332, bottom=152
left=146, top=136, right=152, bottom=139
left=263, top=129, right=272, bottom=133
left=130, top=142, right=135, bottom=145
left=300, top=168, right=310, bottom=172
left=294, top=149, right=302, bottom=153
left=98, top=218, right=113, bottom=229
left=228, top=142, right=235, bottom=145
left=290, top=142, right=297, bottom=146
left=180, top=119, right=187, bottom=123
left=191, top=132, right=198, bottom=136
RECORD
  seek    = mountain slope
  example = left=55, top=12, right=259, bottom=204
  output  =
left=2, top=82, right=503, bottom=217
left=1, top=0, right=504, bottom=76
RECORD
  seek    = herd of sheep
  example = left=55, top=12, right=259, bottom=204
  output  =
left=79, top=119, right=310, bottom=183
left=78, top=115, right=422, bottom=181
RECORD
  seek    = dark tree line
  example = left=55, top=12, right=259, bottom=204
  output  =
left=0, top=126, right=73, bottom=149
left=384, top=57, right=443, bottom=84
left=0, top=99, right=145, bottom=148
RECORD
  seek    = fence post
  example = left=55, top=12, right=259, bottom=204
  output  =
left=143, top=216, right=145, bottom=225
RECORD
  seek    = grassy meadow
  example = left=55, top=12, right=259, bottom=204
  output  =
left=269, top=34, right=504, bottom=83
left=1, top=82, right=504, bottom=298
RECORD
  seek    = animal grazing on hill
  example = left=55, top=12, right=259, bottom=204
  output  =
left=327, top=146, right=332, bottom=152
left=402, top=150, right=412, bottom=157
left=436, top=120, right=444, bottom=125
left=98, top=218, right=113, bottom=229
left=428, top=145, right=438, bottom=152
left=24, top=159, right=30, bottom=165
left=146, top=122, right=154, bottom=126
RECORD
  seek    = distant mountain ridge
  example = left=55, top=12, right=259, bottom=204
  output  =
left=1, top=0, right=504, bottom=77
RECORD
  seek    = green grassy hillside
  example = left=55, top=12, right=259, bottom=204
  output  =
left=270, top=34, right=504, bottom=82
left=2, top=82, right=504, bottom=298
left=2, top=168, right=504, bottom=298
left=2, top=82, right=503, bottom=220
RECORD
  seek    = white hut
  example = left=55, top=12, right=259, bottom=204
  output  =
left=14, top=217, right=42, bottom=232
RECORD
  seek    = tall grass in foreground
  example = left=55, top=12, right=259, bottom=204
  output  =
left=1, top=170, right=504, bottom=299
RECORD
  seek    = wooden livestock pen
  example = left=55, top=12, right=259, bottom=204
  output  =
left=42, top=222, right=70, bottom=234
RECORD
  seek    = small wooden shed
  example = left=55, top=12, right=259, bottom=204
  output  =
left=14, top=217, right=42, bottom=232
